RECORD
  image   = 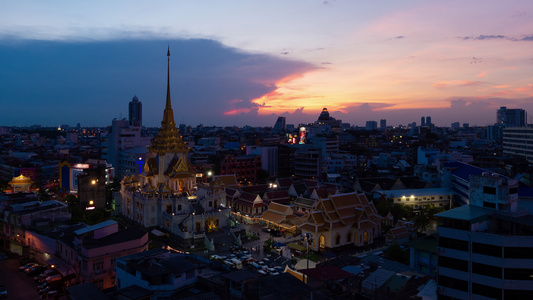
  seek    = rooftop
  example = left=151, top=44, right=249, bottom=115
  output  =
left=74, top=219, right=117, bottom=236
left=435, top=205, right=493, bottom=222
left=405, top=234, right=437, bottom=254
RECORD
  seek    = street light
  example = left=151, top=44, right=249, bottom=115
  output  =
left=303, top=233, right=313, bottom=280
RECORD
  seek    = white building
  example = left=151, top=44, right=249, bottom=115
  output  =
left=383, top=188, right=453, bottom=211
left=436, top=174, right=533, bottom=299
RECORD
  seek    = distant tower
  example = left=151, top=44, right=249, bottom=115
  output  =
left=366, top=121, right=377, bottom=130
left=273, top=117, right=286, bottom=133
left=426, top=116, right=431, bottom=126
left=421, top=116, right=426, bottom=127
left=497, top=106, right=526, bottom=127
left=129, top=95, right=142, bottom=127
left=380, top=119, right=386, bottom=129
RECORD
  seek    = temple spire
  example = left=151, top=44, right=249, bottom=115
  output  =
left=162, top=46, right=175, bottom=127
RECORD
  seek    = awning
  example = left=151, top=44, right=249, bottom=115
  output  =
left=150, top=229, right=166, bottom=237
left=46, top=258, right=76, bottom=277
left=287, top=243, right=307, bottom=251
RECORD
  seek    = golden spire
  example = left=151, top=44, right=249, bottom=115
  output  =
left=162, top=46, right=175, bottom=128
left=148, top=47, right=188, bottom=155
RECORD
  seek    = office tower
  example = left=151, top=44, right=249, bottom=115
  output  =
left=421, top=116, right=426, bottom=127
left=497, top=106, right=526, bottom=127
left=503, top=127, right=533, bottom=163
left=129, top=95, right=142, bottom=127
left=426, top=116, right=432, bottom=126
left=272, top=116, right=286, bottom=133
left=380, top=119, right=386, bottom=129
left=366, top=121, right=377, bottom=130
left=451, top=122, right=460, bottom=130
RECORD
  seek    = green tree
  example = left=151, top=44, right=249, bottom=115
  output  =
left=63, top=194, right=78, bottom=206
left=414, top=214, right=429, bottom=232
left=38, top=189, right=50, bottom=201
left=256, top=169, right=270, bottom=184
left=263, top=237, right=274, bottom=254
left=385, top=243, right=409, bottom=264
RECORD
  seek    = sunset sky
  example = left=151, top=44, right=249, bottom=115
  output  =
left=1, top=1, right=533, bottom=127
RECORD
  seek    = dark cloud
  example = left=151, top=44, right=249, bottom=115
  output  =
left=461, top=34, right=533, bottom=42
left=519, top=35, right=533, bottom=41
left=0, top=38, right=315, bottom=127
left=474, top=35, right=506, bottom=40
left=395, top=36, right=405, bottom=39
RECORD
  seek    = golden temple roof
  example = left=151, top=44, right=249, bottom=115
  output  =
left=9, top=174, right=32, bottom=184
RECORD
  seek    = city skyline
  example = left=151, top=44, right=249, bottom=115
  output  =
left=1, top=1, right=533, bottom=127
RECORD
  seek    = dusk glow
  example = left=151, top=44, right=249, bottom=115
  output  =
left=1, top=1, right=533, bottom=127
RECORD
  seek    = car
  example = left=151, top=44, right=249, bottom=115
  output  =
left=262, top=227, right=271, bottom=233
left=42, top=289, right=58, bottom=299
left=19, top=262, right=37, bottom=271
left=28, top=266, right=48, bottom=276
left=25, top=264, right=43, bottom=274
left=35, top=269, right=57, bottom=282
left=0, top=285, right=7, bottom=298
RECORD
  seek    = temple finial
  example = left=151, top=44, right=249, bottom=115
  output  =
left=162, top=46, right=175, bottom=127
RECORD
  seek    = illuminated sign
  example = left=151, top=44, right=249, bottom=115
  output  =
left=85, top=207, right=95, bottom=210
left=72, top=164, right=90, bottom=169
left=299, top=127, right=307, bottom=144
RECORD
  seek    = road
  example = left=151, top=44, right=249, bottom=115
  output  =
left=0, top=256, right=40, bottom=299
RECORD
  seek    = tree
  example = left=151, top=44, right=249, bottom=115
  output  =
left=414, top=214, right=430, bottom=233
left=385, top=243, right=409, bottom=264
left=414, top=204, right=444, bottom=232
left=38, top=189, right=50, bottom=201
left=256, top=169, right=270, bottom=184
left=63, top=194, right=78, bottom=206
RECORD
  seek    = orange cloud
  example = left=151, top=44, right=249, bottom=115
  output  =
left=477, top=71, right=487, bottom=78
left=224, top=108, right=251, bottom=115
left=432, top=80, right=483, bottom=88
left=492, top=85, right=511, bottom=89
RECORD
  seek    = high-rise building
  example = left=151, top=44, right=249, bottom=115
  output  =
left=272, top=116, right=286, bottom=133
left=426, top=116, right=432, bottom=126
left=102, top=118, right=150, bottom=178
left=436, top=173, right=533, bottom=299
left=380, top=119, right=386, bottom=129
left=497, top=106, right=526, bottom=127
left=129, top=95, right=142, bottom=127
left=503, top=127, right=533, bottom=163
left=421, top=116, right=426, bottom=127
left=365, top=121, right=377, bottom=130
left=451, top=122, right=460, bottom=130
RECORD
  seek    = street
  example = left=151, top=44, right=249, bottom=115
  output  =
left=0, top=256, right=41, bottom=299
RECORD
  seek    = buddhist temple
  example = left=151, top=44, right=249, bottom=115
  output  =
left=120, top=49, right=235, bottom=249
left=6, top=174, right=36, bottom=194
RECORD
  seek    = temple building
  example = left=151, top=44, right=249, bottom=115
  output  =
left=120, top=49, right=235, bottom=249
left=299, top=192, right=383, bottom=251
left=5, top=174, right=36, bottom=194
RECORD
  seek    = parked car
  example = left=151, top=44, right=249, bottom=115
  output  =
left=28, top=266, right=48, bottom=276
left=25, top=264, right=44, bottom=274
left=19, top=262, right=38, bottom=271
left=0, top=285, right=7, bottom=298
left=36, top=269, right=57, bottom=282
